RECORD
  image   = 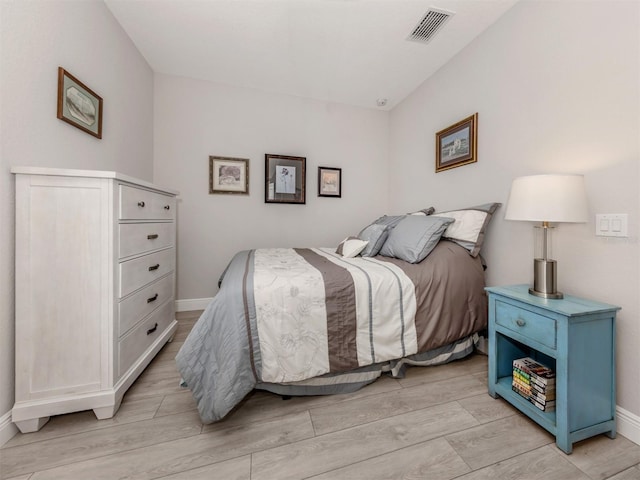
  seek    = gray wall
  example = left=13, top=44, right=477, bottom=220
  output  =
left=0, top=0, right=154, bottom=443
left=389, top=0, right=640, bottom=434
left=153, top=74, right=390, bottom=301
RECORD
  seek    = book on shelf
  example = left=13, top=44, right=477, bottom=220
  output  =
left=511, top=356, right=556, bottom=411
left=511, top=385, right=530, bottom=400
left=513, top=357, right=555, bottom=384
left=512, top=384, right=531, bottom=395
left=511, top=386, right=556, bottom=411
left=531, top=387, right=555, bottom=403
left=531, top=397, right=556, bottom=412
left=530, top=375, right=555, bottom=389
left=512, top=375, right=530, bottom=389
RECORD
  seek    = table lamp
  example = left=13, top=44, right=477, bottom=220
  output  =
left=505, top=174, right=588, bottom=299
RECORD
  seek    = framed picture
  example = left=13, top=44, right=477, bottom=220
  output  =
left=209, top=156, right=249, bottom=194
left=265, top=154, right=306, bottom=204
left=435, top=113, right=478, bottom=173
left=318, top=167, right=342, bottom=198
left=57, top=67, right=103, bottom=139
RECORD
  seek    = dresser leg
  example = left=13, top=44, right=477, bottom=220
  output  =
left=93, top=402, right=120, bottom=420
left=15, top=416, right=50, bottom=433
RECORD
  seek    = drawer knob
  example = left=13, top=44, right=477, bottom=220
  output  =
left=147, top=293, right=158, bottom=303
left=148, top=264, right=160, bottom=271
left=164, top=205, right=171, bottom=210
left=516, top=319, right=526, bottom=327
left=146, top=323, right=158, bottom=335
left=138, top=201, right=146, bottom=208
left=147, top=234, right=159, bottom=240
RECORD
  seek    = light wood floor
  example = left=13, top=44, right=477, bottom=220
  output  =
left=2, top=310, right=640, bottom=480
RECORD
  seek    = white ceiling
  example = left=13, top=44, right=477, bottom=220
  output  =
left=105, top=0, right=518, bottom=110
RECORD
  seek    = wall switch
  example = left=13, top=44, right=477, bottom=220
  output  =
left=596, top=214, right=628, bottom=237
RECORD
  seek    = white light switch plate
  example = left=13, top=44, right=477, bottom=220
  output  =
left=595, top=214, right=628, bottom=237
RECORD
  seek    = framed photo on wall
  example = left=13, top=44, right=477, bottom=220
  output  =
left=57, top=67, right=103, bottom=139
left=318, top=167, right=342, bottom=198
left=265, top=154, right=306, bottom=204
left=435, top=113, right=478, bottom=173
left=209, top=156, right=249, bottom=194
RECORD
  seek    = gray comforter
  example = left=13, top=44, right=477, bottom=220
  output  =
left=176, top=241, right=487, bottom=423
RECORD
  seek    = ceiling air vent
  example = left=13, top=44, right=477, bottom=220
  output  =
left=407, top=7, right=454, bottom=44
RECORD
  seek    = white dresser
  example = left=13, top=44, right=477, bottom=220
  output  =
left=11, top=167, right=179, bottom=433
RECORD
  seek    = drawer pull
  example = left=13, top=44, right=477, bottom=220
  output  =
left=164, top=205, right=171, bottom=210
left=146, top=323, right=158, bottom=335
left=147, top=293, right=159, bottom=303
left=138, top=201, right=146, bottom=208
left=148, top=264, right=160, bottom=271
left=516, top=319, right=526, bottom=327
left=147, top=234, right=159, bottom=240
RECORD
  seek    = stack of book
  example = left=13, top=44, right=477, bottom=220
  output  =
left=512, top=357, right=556, bottom=412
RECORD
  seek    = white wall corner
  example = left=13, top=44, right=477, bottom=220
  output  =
left=0, top=410, right=18, bottom=447
left=175, top=298, right=212, bottom=313
left=618, top=406, right=640, bottom=446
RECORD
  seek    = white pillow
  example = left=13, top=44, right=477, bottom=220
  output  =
left=335, top=236, right=368, bottom=258
left=431, top=203, right=500, bottom=257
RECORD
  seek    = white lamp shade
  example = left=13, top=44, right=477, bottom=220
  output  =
left=505, top=174, right=588, bottom=223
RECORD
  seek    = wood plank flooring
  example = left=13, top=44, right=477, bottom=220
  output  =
left=2, top=310, right=640, bottom=480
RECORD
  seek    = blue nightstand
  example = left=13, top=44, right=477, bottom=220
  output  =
left=486, top=285, right=620, bottom=454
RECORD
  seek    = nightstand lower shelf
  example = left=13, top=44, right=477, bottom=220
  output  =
left=493, top=376, right=556, bottom=433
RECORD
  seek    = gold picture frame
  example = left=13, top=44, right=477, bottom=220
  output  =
left=435, top=113, right=478, bottom=173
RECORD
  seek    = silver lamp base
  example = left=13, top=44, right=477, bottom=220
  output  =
left=530, top=258, right=564, bottom=299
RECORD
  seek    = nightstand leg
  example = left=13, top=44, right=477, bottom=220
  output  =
left=556, top=436, right=573, bottom=455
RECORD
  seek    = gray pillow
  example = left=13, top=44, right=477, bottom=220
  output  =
left=379, top=215, right=455, bottom=263
left=372, top=215, right=406, bottom=229
left=432, top=202, right=501, bottom=257
left=358, top=224, right=389, bottom=257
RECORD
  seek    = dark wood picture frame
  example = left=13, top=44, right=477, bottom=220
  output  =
left=264, top=154, right=306, bottom=204
left=435, top=113, right=478, bottom=173
left=57, top=67, right=103, bottom=139
left=318, top=167, right=342, bottom=198
left=209, top=156, right=249, bottom=195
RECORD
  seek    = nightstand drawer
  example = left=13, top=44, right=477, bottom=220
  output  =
left=495, top=300, right=557, bottom=350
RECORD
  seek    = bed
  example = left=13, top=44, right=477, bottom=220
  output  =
left=176, top=203, right=499, bottom=423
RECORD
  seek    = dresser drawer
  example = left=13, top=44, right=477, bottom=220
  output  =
left=118, top=273, right=174, bottom=337
left=118, top=300, right=174, bottom=378
left=119, top=185, right=175, bottom=220
left=119, top=222, right=175, bottom=259
left=495, top=300, right=557, bottom=350
left=119, top=248, right=175, bottom=298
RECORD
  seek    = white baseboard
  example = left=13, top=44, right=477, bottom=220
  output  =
left=175, top=297, right=212, bottom=312
left=618, top=406, right=640, bottom=446
left=0, top=410, right=18, bottom=447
